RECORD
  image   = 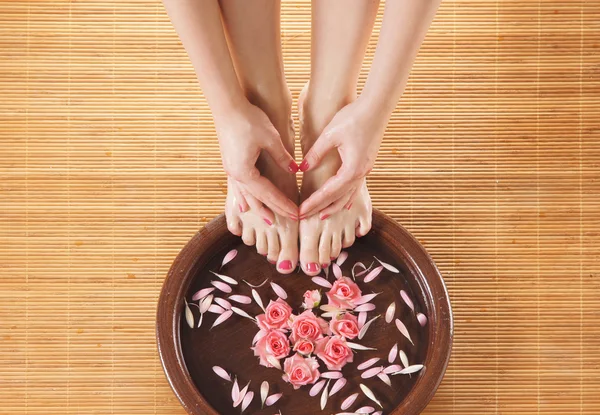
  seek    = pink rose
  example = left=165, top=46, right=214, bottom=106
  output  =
left=290, top=310, right=329, bottom=343
left=330, top=313, right=359, bottom=339
left=257, top=298, right=293, bottom=331
left=293, top=339, right=315, bottom=356
left=302, top=289, right=322, bottom=309
left=315, top=335, right=354, bottom=371
left=326, top=277, right=362, bottom=309
left=282, top=353, right=320, bottom=389
left=252, top=330, right=291, bottom=368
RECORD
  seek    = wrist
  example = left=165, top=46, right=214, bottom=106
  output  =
left=355, top=93, right=393, bottom=128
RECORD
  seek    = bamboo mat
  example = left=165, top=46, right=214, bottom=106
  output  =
left=1, top=0, right=599, bottom=414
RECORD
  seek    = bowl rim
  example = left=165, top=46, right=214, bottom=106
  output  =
left=156, top=209, right=453, bottom=415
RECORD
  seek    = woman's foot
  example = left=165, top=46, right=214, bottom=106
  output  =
left=298, top=84, right=373, bottom=276
left=225, top=94, right=300, bottom=274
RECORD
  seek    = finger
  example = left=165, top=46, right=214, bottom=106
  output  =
left=299, top=172, right=355, bottom=217
left=298, top=131, right=336, bottom=172
left=317, top=187, right=356, bottom=220
left=243, top=189, right=276, bottom=227
left=244, top=175, right=299, bottom=219
left=230, top=178, right=249, bottom=213
left=264, top=135, right=299, bottom=174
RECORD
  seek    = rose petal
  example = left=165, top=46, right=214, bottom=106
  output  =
left=252, top=329, right=267, bottom=345
left=210, top=270, right=238, bottom=285
left=356, top=406, right=376, bottom=414
left=265, top=393, right=282, bottom=406
left=329, top=377, right=347, bottom=396
left=354, top=293, right=380, bottom=305
left=361, top=366, right=383, bottom=379
left=251, top=289, right=265, bottom=311
left=214, top=297, right=232, bottom=309
left=270, top=282, right=288, bottom=300
left=312, top=276, right=332, bottom=289
left=207, top=304, right=225, bottom=314
left=385, top=302, right=396, bottom=323
left=363, top=265, right=384, bottom=283
left=234, top=381, right=251, bottom=407
left=320, top=380, right=330, bottom=411
left=347, top=342, right=376, bottom=351
left=388, top=343, right=398, bottom=363
left=360, top=383, right=383, bottom=408
left=228, top=295, right=252, bottom=304
left=309, top=379, right=327, bottom=397
left=231, top=377, right=240, bottom=402
left=395, top=319, right=414, bottom=345
left=321, top=371, right=343, bottom=379
left=358, top=315, right=380, bottom=340
left=241, top=390, right=254, bottom=412
left=184, top=302, right=194, bottom=328
left=332, top=263, right=343, bottom=279
left=358, top=311, right=367, bottom=329
left=242, top=278, right=269, bottom=288
left=384, top=364, right=403, bottom=374
left=336, top=251, right=348, bottom=266
left=221, top=249, right=237, bottom=269
left=260, top=381, right=269, bottom=407
left=266, top=355, right=281, bottom=370
left=354, top=303, right=376, bottom=312
left=199, top=294, right=214, bottom=314
left=211, top=310, right=233, bottom=328
left=417, top=312, right=428, bottom=327
left=374, top=256, right=400, bottom=273
left=231, top=307, right=256, bottom=321
left=192, top=287, right=215, bottom=301
left=211, top=280, right=232, bottom=293
left=399, top=349, right=409, bottom=368
left=400, top=290, right=415, bottom=312
left=340, top=393, right=359, bottom=411
left=212, top=365, right=231, bottom=382
left=357, top=358, right=380, bottom=370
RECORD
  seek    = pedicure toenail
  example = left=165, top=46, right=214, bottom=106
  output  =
left=299, top=160, right=309, bottom=172
left=320, top=214, right=330, bottom=220
left=264, top=218, right=273, bottom=226
left=321, top=263, right=329, bottom=269
left=306, top=263, right=319, bottom=273
left=268, top=259, right=276, bottom=264
left=346, top=203, right=352, bottom=210
left=330, top=257, right=336, bottom=261
left=279, top=260, right=293, bottom=271
left=288, top=161, right=299, bottom=174
left=239, top=204, right=244, bottom=213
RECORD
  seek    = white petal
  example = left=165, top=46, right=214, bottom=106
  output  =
left=312, top=276, right=332, bottom=288
left=384, top=364, right=402, bottom=374
left=399, top=349, right=409, bottom=368
left=321, top=371, right=343, bottom=379
left=231, top=307, right=256, bottom=321
left=399, top=364, right=424, bottom=375
left=210, top=270, right=238, bottom=285
left=332, top=263, right=343, bottom=279
left=360, top=383, right=383, bottom=408
left=191, top=287, right=215, bottom=301
left=385, top=302, right=396, bottom=323
left=184, top=302, right=194, bottom=329
left=252, top=289, right=265, bottom=311
left=351, top=262, right=367, bottom=279
left=395, top=319, right=414, bottom=345
left=347, top=342, right=376, bottom=351
left=354, top=303, right=376, bottom=313
left=211, top=310, right=233, bottom=328
left=336, top=251, right=348, bottom=266
left=358, top=311, right=368, bottom=329
left=228, top=295, right=252, bottom=304
left=374, top=256, right=399, bottom=273
left=357, top=358, right=380, bottom=370
left=320, top=380, right=330, bottom=411
left=221, top=249, right=237, bottom=268
left=242, top=278, right=269, bottom=288
left=417, top=312, right=428, bottom=327
left=358, top=315, right=380, bottom=340
left=260, top=381, right=269, bottom=407
left=270, top=282, right=288, bottom=300
left=400, top=290, right=415, bottom=312
left=356, top=406, right=376, bottom=414
left=266, top=355, right=281, bottom=370
left=388, top=343, right=398, bottom=363
left=265, top=393, right=282, bottom=406
left=234, top=381, right=251, bottom=407
left=231, top=377, right=240, bottom=402
left=354, top=293, right=380, bottom=305
left=241, top=390, right=254, bottom=412
left=214, top=297, right=232, bottom=309
left=207, top=304, right=225, bottom=314
left=199, top=294, right=214, bottom=314
left=377, top=372, right=392, bottom=387
left=212, top=366, right=231, bottom=382
left=363, top=266, right=384, bottom=283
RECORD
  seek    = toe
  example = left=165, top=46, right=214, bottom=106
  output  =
left=241, top=225, right=256, bottom=246
left=342, top=224, right=356, bottom=248
left=226, top=214, right=242, bottom=236
left=318, top=231, right=332, bottom=268
left=277, top=227, right=299, bottom=275
left=356, top=213, right=372, bottom=238
left=255, top=230, right=268, bottom=256
left=330, top=232, right=342, bottom=260
left=266, top=228, right=280, bottom=265
left=299, top=218, right=322, bottom=276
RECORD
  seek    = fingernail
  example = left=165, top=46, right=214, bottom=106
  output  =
left=299, top=215, right=307, bottom=221
left=268, top=259, right=277, bottom=264
left=290, top=214, right=299, bottom=221
left=321, top=263, right=329, bottom=269
left=288, top=161, right=299, bottom=174
left=306, top=263, right=319, bottom=273
left=299, top=160, right=309, bottom=172
left=264, top=218, right=273, bottom=226
left=320, top=214, right=330, bottom=220
left=239, top=204, right=244, bottom=213
left=346, top=203, right=352, bottom=210
left=279, top=260, right=293, bottom=271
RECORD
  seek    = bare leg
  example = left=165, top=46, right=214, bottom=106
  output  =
left=299, top=0, right=379, bottom=275
left=219, top=0, right=299, bottom=273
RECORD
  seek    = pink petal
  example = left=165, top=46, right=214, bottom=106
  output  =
left=354, top=303, right=376, bottom=312
left=354, top=293, right=380, bottom=305
left=211, top=280, right=232, bottom=293
left=388, top=343, right=398, bottom=363
left=252, top=329, right=267, bottom=345
left=336, top=251, right=348, bottom=266
left=221, top=249, right=237, bottom=269
left=231, top=307, right=255, bottom=321
left=231, top=377, right=240, bottom=402
left=356, top=262, right=374, bottom=278
left=321, top=371, right=343, bottom=379
left=384, top=364, right=403, bottom=374
left=340, top=393, right=359, bottom=411
left=361, top=366, right=383, bottom=379
left=199, top=294, right=214, bottom=314
left=210, top=270, right=238, bottom=285
left=357, top=358, right=380, bottom=370
left=374, top=256, right=399, bottom=273
left=395, top=319, right=414, bottom=345
left=212, top=365, right=231, bottom=382
left=363, top=266, right=384, bottom=283
left=207, top=304, right=225, bottom=314
left=385, top=302, right=396, bottom=323
left=332, top=263, right=343, bottom=279
left=214, top=297, right=232, bottom=309
left=358, top=311, right=367, bottom=329
left=270, top=282, right=288, bottom=300
left=312, top=276, right=332, bottom=289
left=228, top=294, right=252, bottom=304
left=192, top=287, right=215, bottom=301
left=400, top=290, right=415, bottom=312
left=265, top=393, right=282, bottom=406
left=234, top=381, right=251, bottom=407
left=358, top=315, right=380, bottom=340
left=329, top=378, right=347, bottom=396
left=356, top=406, right=376, bottom=414
left=241, top=390, right=254, bottom=412
left=399, top=364, right=424, bottom=375
left=309, top=379, right=327, bottom=397
left=417, top=312, right=428, bottom=327
left=211, top=310, right=233, bottom=328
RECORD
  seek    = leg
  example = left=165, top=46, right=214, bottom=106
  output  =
left=219, top=0, right=299, bottom=273
left=299, top=0, right=378, bottom=275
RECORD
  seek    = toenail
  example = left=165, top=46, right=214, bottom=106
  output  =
left=288, top=161, right=299, bottom=174
left=279, top=260, right=293, bottom=271
left=268, top=258, right=276, bottom=264
left=346, top=203, right=353, bottom=210
left=290, top=214, right=299, bottom=221
left=299, top=160, right=309, bottom=172
left=239, top=204, right=244, bottom=213
left=306, top=263, right=319, bottom=273
left=320, top=214, right=330, bottom=220
left=321, top=263, right=329, bottom=269
left=264, top=218, right=273, bottom=226
left=330, top=257, right=336, bottom=261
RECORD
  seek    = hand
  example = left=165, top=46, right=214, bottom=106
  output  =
left=298, top=98, right=387, bottom=218
left=215, top=100, right=299, bottom=219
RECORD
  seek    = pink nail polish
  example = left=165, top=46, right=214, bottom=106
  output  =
left=279, top=260, right=292, bottom=271
left=306, top=263, right=319, bottom=273
left=288, top=161, right=299, bottom=174
left=239, top=204, right=244, bottom=213
left=321, top=263, right=329, bottom=269
left=320, top=214, right=330, bottom=220
left=299, top=160, right=309, bottom=172
left=264, top=218, right=273, bottom=226
left=346, top=203, right=352, bottom=210
left=268, top=259, right=276, bottom=264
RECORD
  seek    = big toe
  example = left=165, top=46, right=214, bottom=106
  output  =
left=276, top=224, right=298, bottom=275
left=299, top=218, right=322, bottom=276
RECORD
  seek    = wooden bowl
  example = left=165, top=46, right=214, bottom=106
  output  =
left=157, top=209, right=453, bottom=415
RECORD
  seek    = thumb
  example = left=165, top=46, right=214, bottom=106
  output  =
left=299, top=130, right=336, bottom=172
left=264, top=134, right=299, bottom=174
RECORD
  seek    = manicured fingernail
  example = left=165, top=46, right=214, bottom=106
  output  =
left=268, top=258, right=276, bottom=264
left=321, top=263, right=329, bottom=269
left=299, top=160, right=309, bottom=172
left=288, top=161, right=299, bottom=174
left=346, top=203, right=352, bottom=210
left=320, top=214, right=330, bottom=220
left=306, top=263, right=319, bottom=273
left=239, top=204, right=244, bottom=213
left=279, top=260, right=293, bottom=271
left=264, top=218, right=273, bottom=226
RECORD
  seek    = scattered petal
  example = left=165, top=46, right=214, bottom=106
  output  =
left=270, top=282, right=288, bottom=300
left=241, top=390, right=254, bottom=412
left=214, top=297, right=232, bottom=309
left=358, top=311, right=368, bottom=329
left=395, top=319, right=414, bottom=345
left=332, top=263, right=343, bottom=279
left=221, top=249, right=237, bottom=269
left=261, top=381, right=269, bottom=408
left=356, top=406, right=376, bottom=414
left=320, top=380, right=330, bottom=411
left=243, top=278, right=269, bottom=288
left=354, top=303, right=376, bottom=313
left=234, top=381, right=251, bottom=407
left=374, top=256, right=400, bottom=273
left=400, top=290, right=415, bottom=312
left=207, top=304, right=225, bottom=314
left=388, top=343, right=398, bottom=363
left=354, top=293, right=380, bottom=305
left=211, top=310, right=233, bottom=328
left=340, top=393, right=359, bottom=411
left=363, top=266, right=384, bottom=283
left=347, top=342, right=376, bottom=351
left=360, top=383, right=383, bottom=408
left=231, top=377, right=240, bottom=403
left=312, top=277, right=332, bottom=289
left=358, top=315, right=380, bottom=340
left=384, top=364, right=402, bottom=374
left=321, top=371, right=343, bottom=379
left=197, top=312, right=203, bottom=328
left=329, top=377, right=347, bottom=396
left=265, top=393, right=282, bottom=406
left=266, top=355, right=281, bottom=370
left=192, top=287, right=215, bottom=301
left=356, top=262, right=374, bottom=278
left=210, top=270, right=238, bottom=286
left=361, top=366, right=383, bottom=379
left=399, top=349, right=409, bottom=368
left=398, top=364, right=424, bottom=375
left=385, top=302, right=396, bottom=323
left=199, top=294, right=214, bottom=314
left=252, top=289, right=265, bottom=311
left=357, top=358, right=380, bottom=370
left=212, top=366, right=231, bottom=382
left=228, top=294, right=252, bottom=304
left=231, top=306, right=256, bottom=321
left=351, top=262, right=367, bottom=279
left=373, top=412, right=382, bottom=415
left=184, top=302, right=194, bottom=329
left=417, top=312, right=428, bottom=327
left=310, top=379, right=327, bottom=397
left=211, top=280, right=232, bottom=293
left=336, top=251, right=348, bottom=266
